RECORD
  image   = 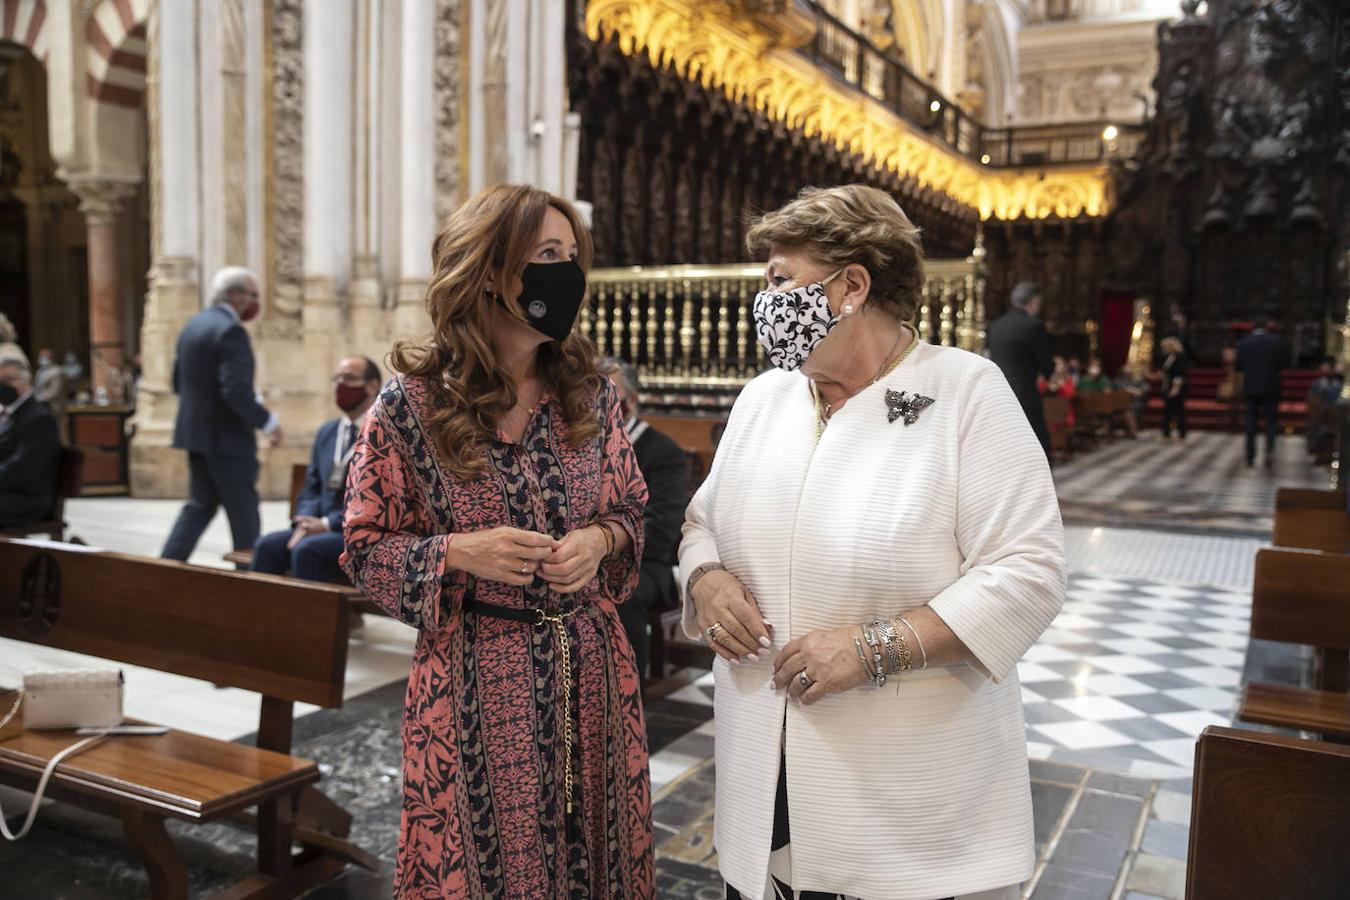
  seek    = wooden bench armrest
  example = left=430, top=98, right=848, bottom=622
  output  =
left=1237, top=682, right=1350, bottom=740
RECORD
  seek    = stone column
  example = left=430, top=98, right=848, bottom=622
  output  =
left=131, top=0, right=201, bottom=497
left=395, top=0, right=437, bottom=340
left=71, top=178, right=137, bottom=403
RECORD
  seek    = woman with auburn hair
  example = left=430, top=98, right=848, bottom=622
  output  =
left=342, top=184, right=653, bottom=897
left=680, top=185, right=1064, bottom=899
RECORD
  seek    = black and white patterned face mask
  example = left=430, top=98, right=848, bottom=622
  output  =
left=752, top=270, right=842, bottom=371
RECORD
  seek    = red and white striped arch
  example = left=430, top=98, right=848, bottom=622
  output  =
left=86, top=0, right=149, bottom=109
left=0, top=0, right=48, bottom=62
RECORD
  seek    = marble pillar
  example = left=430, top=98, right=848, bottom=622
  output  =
left=396, top=0, right=436, bottom=340
left=72, top=179, right=137, bottom=403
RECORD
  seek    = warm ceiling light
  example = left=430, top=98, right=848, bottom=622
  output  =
left=929, top=99, right=942, bottom=113
left=1102, top=124, right=1119, bottom=141
left=980, top=154, right=991, bottom=165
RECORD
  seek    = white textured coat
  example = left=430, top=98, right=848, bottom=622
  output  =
left=678, top=342, right=1066, bottom=900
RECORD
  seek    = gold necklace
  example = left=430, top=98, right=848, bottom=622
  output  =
left=811, top=324, right=920, bottom=439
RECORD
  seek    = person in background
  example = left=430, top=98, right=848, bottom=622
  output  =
left=0, top=314, right=28, bottom=369
left=1305, top=355, right=1343, bottom=459
left=0, top=358, right=59, bottom=529
left=161, top=267, right=283, bottom=561
left=1159, top=336, right=1189, bottom=441
left=1234, top=313, right=1286, bottom=467
left=251, top=356, right=381, bottom=582
left=1041, top=355, right=1076, bottom=447
left=1115, top=362, right=1150, bottom=438
left=600, top=356, right=690, bottom=681
left=988, top=281, right=1055, bottom=459
left=33, top=349, right=66, bottom=408
left=1076, top=358, right=1112, bottom=393
left=1066, top=356, right=1083, bottom=388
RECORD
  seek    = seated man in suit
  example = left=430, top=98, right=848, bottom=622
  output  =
left=0, top=358, right=60, bottom=528
left=600, top=358, right=690, bottom=680
left=251, top=356, right=382, bottom=581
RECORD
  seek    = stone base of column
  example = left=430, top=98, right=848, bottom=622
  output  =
left=394, top=278, right=430, bottom=342
left=130, top=256, right=197, bottom=497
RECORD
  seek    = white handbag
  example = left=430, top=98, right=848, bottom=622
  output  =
left=20, top=669, right=124, bottom=730
left=0, top=669, right=125, bottom=840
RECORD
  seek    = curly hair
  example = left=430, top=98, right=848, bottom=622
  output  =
left=745, top=184, right=926, bottom=322
left=390, top=184, right=602, bottom=479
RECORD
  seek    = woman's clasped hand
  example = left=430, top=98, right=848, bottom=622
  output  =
left=445, top=525, right=611, bottom=592
left=692, top=569, right=868, bottom=705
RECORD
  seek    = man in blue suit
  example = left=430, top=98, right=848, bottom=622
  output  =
left=1235, top=313, right=1287, bottom=468
left=251, top=356, right=381, bottom=581
left=161, top=267, right=283, bottom=560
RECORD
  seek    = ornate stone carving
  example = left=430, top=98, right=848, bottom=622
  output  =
left=268, top=0, right=304, bottom=321
left=586, top=0, right=1112, bottom=219
left=434, top=0, right=461, bottom=223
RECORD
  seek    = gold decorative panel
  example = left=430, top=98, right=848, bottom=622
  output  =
left=585, top=0, right=1111, bottom=221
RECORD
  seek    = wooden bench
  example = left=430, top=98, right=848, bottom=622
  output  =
left=1272, top=487, right=1350, bottom=555
left=0, top=538, right=373, bottom=899
left=1236, top=547, right=1350, bottom=740
left=1042, top=395, right=1072, bottom=463
left=1186, top=726, right=1350, bottom=899
left=0, top=446, right=84, bottom=542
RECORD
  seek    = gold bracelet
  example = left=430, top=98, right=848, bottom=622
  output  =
left=595, top=522, right=616, bottom=558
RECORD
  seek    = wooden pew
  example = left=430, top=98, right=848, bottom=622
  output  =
left=0, top=446, right=85, bottom=542
left=0, top=539, right=373, bottom=899
left=1186, top=726, right=1350, bottom=899
left=1272, top=487, right=1350, bottom=555
left=1236, top=547, right=1350, bottom=740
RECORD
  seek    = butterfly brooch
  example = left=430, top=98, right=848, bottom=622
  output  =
left=885, top=390, right=935, bottom=425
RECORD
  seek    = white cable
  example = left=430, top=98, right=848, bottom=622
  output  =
left=0, top=693, right=109, bottom=841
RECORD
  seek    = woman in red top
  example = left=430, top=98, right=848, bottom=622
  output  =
left=342, top=184, right=653, bottom=898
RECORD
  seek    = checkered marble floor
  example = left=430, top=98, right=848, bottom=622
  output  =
left=1020, top=573, right=1251, bottom=784
left=1054, top=433, right=1330, bottom=536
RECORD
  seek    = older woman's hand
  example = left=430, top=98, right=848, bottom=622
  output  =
left=773, top=626, right=869, bottom=705
left=691, top=570, right=773, bottom=664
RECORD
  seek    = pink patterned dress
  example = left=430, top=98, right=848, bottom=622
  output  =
left=341, top=374, right=654, bottom=898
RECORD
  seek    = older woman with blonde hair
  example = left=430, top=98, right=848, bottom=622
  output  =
left=342, top=183, right=653, bottom=897
left=681, top=184, right=1065, bottom=900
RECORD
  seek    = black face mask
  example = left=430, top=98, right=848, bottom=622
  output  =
left=509, top=260, right=588, bottom=342
left=0, top=383, right=18, bottom=407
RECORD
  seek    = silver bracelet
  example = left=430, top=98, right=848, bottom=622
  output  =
left=685, top=562, right=727, bottom=600
left=862, top=623, right=886, bottom=688
left=854, top=636, right=874, bottom=681
left=880, top=620, right=912, bottom=675
left=897, top=615, right=927, bottom=669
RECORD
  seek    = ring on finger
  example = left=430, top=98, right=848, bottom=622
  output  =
left=797, top=669, right=813, bottom=689
left=706, top=623, right=725, bottom=644
left=518, top=563, right=530, bottom=575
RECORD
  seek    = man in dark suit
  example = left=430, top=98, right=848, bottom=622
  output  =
left=987, top=281, right=1056, bottom=459
left=601, top=358, right=689, bottom=681
left=251, top=356, right=381, bottom=581
left=0, top=358, right=60, bottom=528
left=1235, top=313, right=1287, bottom=468
left=161, top=267, right=283, bottom=561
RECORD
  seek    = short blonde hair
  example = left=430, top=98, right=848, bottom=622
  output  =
left=746, top=184, right=925, bottom=322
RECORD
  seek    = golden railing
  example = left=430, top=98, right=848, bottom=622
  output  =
left=585, top=257, right=986, bottom=410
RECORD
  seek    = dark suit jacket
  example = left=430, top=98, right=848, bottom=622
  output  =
left=1235, top=330, right=1286, bottom=397
left=171, top=304, right=271, bottom=457
left=987, top=308, right=1055, bottom=412
left=632, top=423, right=688, bottom=569
left=0, top=396, right=60, bottom=525
left=295, top=418, right=351, bottom=532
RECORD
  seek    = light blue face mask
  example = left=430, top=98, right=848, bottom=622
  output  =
left=751, top=270, right=843, bottom=371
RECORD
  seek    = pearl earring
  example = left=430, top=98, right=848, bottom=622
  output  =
left=842, top=304, right=854, bottom=315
